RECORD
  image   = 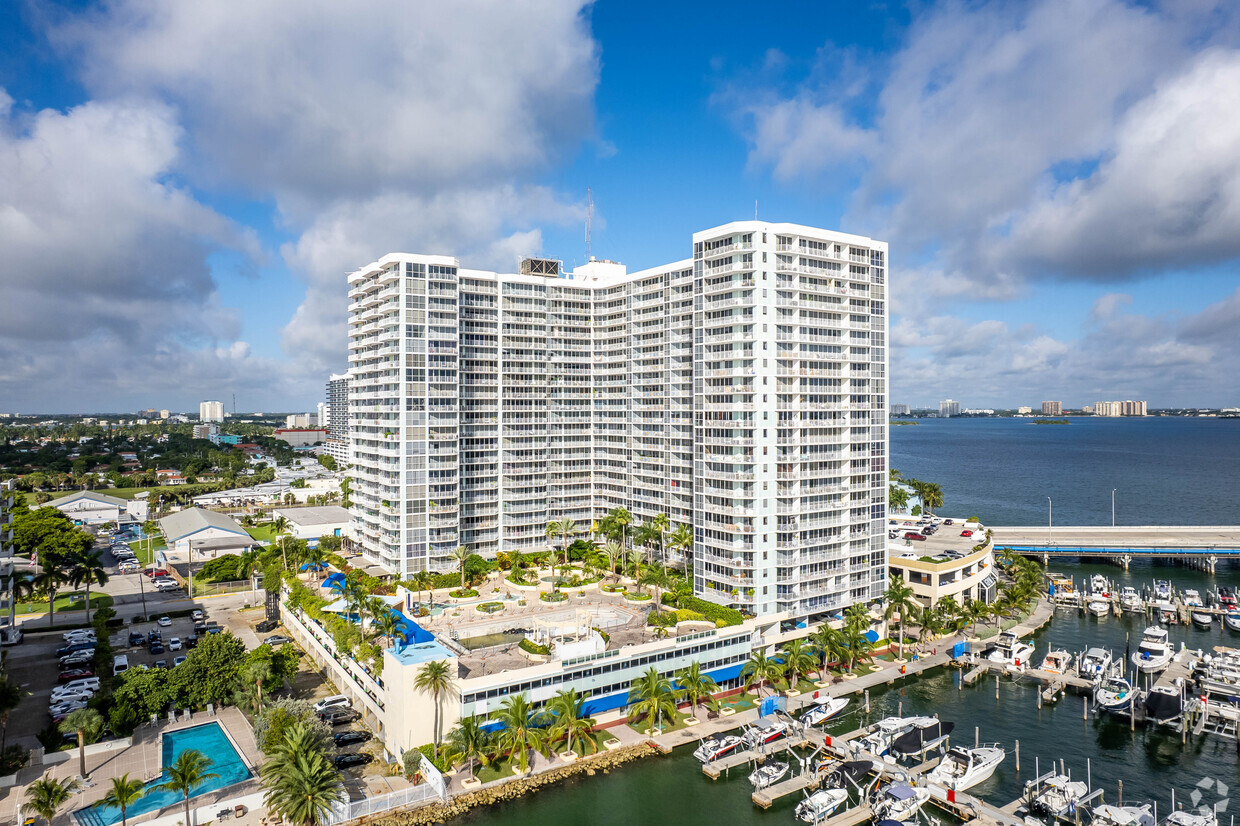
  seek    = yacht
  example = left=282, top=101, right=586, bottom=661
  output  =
left=1119, top=587, right=1144, bottom=613
left=820, top=759, right=879, bottom=789
left=1092, top=804, right=1155, bottom=826
left=1183, top=589, right=1204, bottom=608
left=1131, top=626, right=1173, bottom=673
left=871, top=782, right=931, bottom=822
left=692, top=734, right=743, bottom=763
left=1143, top=685, right=1183, bottom=723
left=1224, top=613, right=1240, bottom=633
left=1154, top=580, right=1172, bottom=602
left=742, top=717, right=788, bottom=747
left=1159, top=811, right=1218, bottom=826
left=748, top=759, right=789, bottom=789
left=1091, top=574, right=1110, bottom=596
left=926, top=744, right=1005, bottom=791
left=1095, top=675, right=1138, bottom=713
left=1040, top=649, right=1075, bottom=675
left=889, top=719, right=955, bottom=759
left=796, top=789, right=850, bottom=824
left=988, top=631, right=1035, bottom=667
left=858, top=716, right=939, bottom=756
left=1079, top=647, right=1113, bottom=681
left=1088, top=598, right=1111, bottom=617
left=1156, top=602, right=1178, bottom=625
left=1190, top=611, right=1213, bottom=628
left=801, top=697, right=849, bottom=727
left=1026, top=773, right=1089, bottom=817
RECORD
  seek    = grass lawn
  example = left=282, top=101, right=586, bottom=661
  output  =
left=126, top=535, right=163, bottom=564
left=472, top=732, right=611, bottom=783
left=101, top=485, right=194, bottom=500
left=246, top=524, right=280, bottom=544
left=16, top=591, right=114, bottom=615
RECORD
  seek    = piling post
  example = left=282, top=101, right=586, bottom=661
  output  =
left=996, top=674, right=1000, bottom=700
left=1015, top=740, right=1020, bottom=772
left=864, top=690, right=870, bottom=714
left=975, top=726, right=979, bottom=748
left=1038, top=688, right=1042, bottom=709
left=1118, top=780, right=1123, bottom=806
left=1084, top=697, right=1088, bottom=721
left=1087, top=758, right=1091, bottom=792
left=898, top=700, right=902, bottom=718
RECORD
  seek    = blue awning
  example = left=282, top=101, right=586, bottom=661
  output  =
left=704, top=663, right=744, bottom=683
left=863, top=630, right=879, bottom=643
left=479, top=719, right=505, bottom=733
left=390, top=610, right=434, bottom=645
left=582, top=691, right=630, bottom=716
left=322, top=572, right=346, bottom=591
left=299, top=561, right=329, bottom=572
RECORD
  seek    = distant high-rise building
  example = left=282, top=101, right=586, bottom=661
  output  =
left=159, top=409, right=170, bottom=419
left=1082, top=405, right=1094, bottom=414
left=939, top=399, right=961, bottom=418
left=1017, top=406, right=1033, bottom=415
left=890, top=403, right=911, bottom=416
left=193, top=423, right=220, bottom=440
left=286, top=413, right=315, bottom=428
left=199, top=400, right=224, bottom=422
left=316, top=402, right=328, bottom=428
left=325, top=374, right=350, bottom=464
left=1041, top=401, right=1062, bottom=416
left=1094, top=400, right=1146, bottom=417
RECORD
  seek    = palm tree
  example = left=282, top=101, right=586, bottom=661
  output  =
left=155, top=749, right=219, bottom=826
left=544, top=520, right=564, bottom=566
left=32, top=566, right=68, bottom=629
left=964, top=599, right=989, bottom=639
left=839, top=623, right=876, bottom=672
left=603, top=507, right=632, bottom=552
left=494, top=695, right=547, bottom=775
left=554, top=518, right=579, bottom=576
left=339, top=476, right=352, bottom=508
left=239, top=657, right=275, bottom=714
left=640, top=565, right=671, bottom=613
left=844, top=603, right=872, bottom=634
left=650, top=512, right=671, bottom=565
left=60, top=707, right=104, bottom=778
left=633, top=521, right=660, bottom=568
left=547, top=689, right=597, bottom=756
left=674, top=661, right=718, bottom=719
left=272, top=515, right=290, bottom=568
left=0, top=675, right=23, bottom=755
left=413, top=569, right=434, bottom=610
left=920, top=482, right=944, bottom=515
left=596, top=541, right=622, bottom=583
left=627, top=547, right=647, bottom=581
left=67, top=551, right=109, bottom=623
left=666, top=523, right=693, bottom=567
left=888, top=484, right=910, bottom=511
left=780, top=638, right=817, bottom=688
left=261, top=722, right=344, bottom=826
left=741, top=649, right=786, bottom=696
left=883, top=575, right=922, bottom=660
left=101, top=774, right=146, bottom=826
left=810, top=625, right=845, bottom=681
left=450, top=545, right=470, bottom=591
left=445, top=716, right=492, bottom=778
left=371, top=609, right=403, bottom=649
left=626, top=667, right=677, bottom=734
left=22, top=777, right=80, bottom=826
left=413, top=660, right=457, bottom=757
left=301, top=544, right=328, bottom=582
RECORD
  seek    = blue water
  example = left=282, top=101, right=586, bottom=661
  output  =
left=76, top=723, right=251, bottom=826
left=889, top=417, right=1240, bottom=526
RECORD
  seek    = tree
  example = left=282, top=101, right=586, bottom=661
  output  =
left=450, top=545, right=470, bottom=591
left=67, top=550, right=109, bottom=624
left=666, top=523, right=693, bottom=566
left=32, top=566, right=69, bottom=630
left=155, top=749, right=219, bottom=826
left=780, top=638, right=817, bottom=687
left=168, top=630, right=248, bottom=708
left=888, top=484, right=909, bottom=511
left=254, top=699, right=334, bottom=754
left=547, top=689, right=597, bottom=756
left=317, top=453, right=338, bottom=472
left=601, top=507, right=632, bottom=552
left=674, top=661, right=718, bottom=719
left=810, top=625, right=845, bottom=681
left=113, top=666, right=175, bottom=719
left=627, top=667, right=677, bottom=734
left=640, top=565, right=671, bottom=611
left=0, top=676, right=23, bottom=755
left=60, top=707, right=104, bottom=778
left=371, top=610, right=402, bottom=650
left=600, top=540, right=624, bottom=583
left=839, top=623, right=876, bottom=672
left=412, top=569, right=434, bottom=609
left=260, top=721, right=343, bottom=826
left=883, top=575, right=922, bottom=661
left=741, top=649, right=785, bottom=696
left=413, top=660, right=456, bottom=757
left=494, top=694, right=548, bottom=774
left=101, top=774, right=146, bottom=826
left=632, top=522, right=660, bottom=568
left=339, top=476, right=352, bottom=508
left=22, top=777, right=80, bottom=826
left=964, top=599, right=989, bottom=639
left=302, top=544, right=328, bottom=582
left=555, top=518, right=579, bottom=576
left=650, top=512, right=671, bottom=565
left=238, top=657, right=275, bottom=714
left=627, top=547, right=647, bottom=580
left=445, top=715, right=492, bottom=777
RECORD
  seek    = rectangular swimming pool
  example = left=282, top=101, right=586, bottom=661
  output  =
left=75, top=722, right=252, bottom=826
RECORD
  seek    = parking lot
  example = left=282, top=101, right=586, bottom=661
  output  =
left=889, top=516, right=988, bottom=558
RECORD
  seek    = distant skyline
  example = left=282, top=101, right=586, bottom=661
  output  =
left=3, top=1, right=1240, bottom=411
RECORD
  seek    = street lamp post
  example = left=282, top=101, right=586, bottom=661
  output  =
left=1112, top=489, right=1116, bottom=527
left=1047, top=497, right=1053, bottom=545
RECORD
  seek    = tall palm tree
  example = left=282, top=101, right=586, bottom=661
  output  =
left=810, top=625, right=845, bottom=681
left=22, top=777, right=81, bottom=826
left=883, top=575, right=922, bottom=661
left=844, top=603, right=872, bottom=634
left=372, top=610, right=403, bottom=650
left=450, top=545, right=470, bottom=591
left=155, top=749, right=219, bottom=826
left=626, top=667, right=677, bottom=734
left=0, top=675, right=23, bottom=755
left=605, top=507, right=632, bottom=553
left=67, top=551, right=109, bottom=623
left=554, top=518, right=579, bottom=576
left=544, top=520, right=564, bottom=566
left=627, top=547, right=647, bottom=581
left=261, top=722, right=344, bottom=826
left=839, top=623, right=876, bottom=672
left=780, top=638, right=817, bottom=688
left=272, top=515, right=291, bottom=568
left=445, top=716, right=492, bottom=778
left=494, top=695, right=547, bottom=775
left=339, top=476, right=352, bottom=509
left=301, top=544, right=328, bottom=582
left=412, top=569, right=434, bottom=610
left=920, top=482, right=944, bottom=515
left=964, top=599, right=989, bottom=639
left=888, top=484, right=910, bottom=511
left=650, top=512, right=671, bottom=565
left=598, top=541, right=623, bottom=583
left=666, top=523, right=693, bottom=567
left=239, top=658, right=275, bottom=714
left=60, top=707, right=104, bottom=778
left=101, top=774, right=146, bottom=826
left=632, top=522, right=660, bottom=568
left=32, top=566, right=68, bottom=629
left=547, top=688, right=597, bottom=756
left=673, top=661, right=718, bottom=719
left=413, top=660, right=457, bottom=757
left=640, top=565, right=671, bottom=612
left=741, top=649, right=785, bottom=696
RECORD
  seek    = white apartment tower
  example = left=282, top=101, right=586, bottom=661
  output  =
left=199, top=400, right=224, bottom=422
left=346, top=221, right=889, bottom=620
left=325, top=374, right=350, bottom=463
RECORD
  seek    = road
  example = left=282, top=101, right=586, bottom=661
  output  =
left=991, top=525, right=1240, bottom=551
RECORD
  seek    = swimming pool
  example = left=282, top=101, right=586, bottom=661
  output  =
left=75, top=723, right=252, bottom=826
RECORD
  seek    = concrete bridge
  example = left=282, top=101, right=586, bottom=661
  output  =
left=989, top=526, right=1240, bottom=572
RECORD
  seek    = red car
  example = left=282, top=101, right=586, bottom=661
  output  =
left=903, top=532, right=927, bottom=541
left=58, top=669, right=95, bottom=683
left=960, top=529, right=974, bottom=538
left=145, top=568, right=169, bottom=578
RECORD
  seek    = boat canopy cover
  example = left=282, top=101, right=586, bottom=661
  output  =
left=877, top=821, right=905, bottom=826
left=891, top=720, right=955, bottom=755
left=1144, top=689, right=1181, bottom=721
left=886, top=784, right=917, bottom=800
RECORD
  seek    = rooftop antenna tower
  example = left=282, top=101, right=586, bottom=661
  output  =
left=585, top=187, right=593, bottom=260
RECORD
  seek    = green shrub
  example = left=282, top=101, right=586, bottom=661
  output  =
left=518, top=638, right=551, bottom=656
left=661, top=595, right=743, bottom=627
left=415, top=743, right=452, bottom=774
left=476, top=602, right=503, bottom=614
left=623, top=592, right=651, bottom=601
left=0, top=745, right=29, bottom=775
left=449, top=588, right=479, bottom=598
left=539, top=591, right=568, bottom=603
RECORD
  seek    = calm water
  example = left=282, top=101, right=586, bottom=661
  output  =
left=889, top=417, right=1240, bottom=526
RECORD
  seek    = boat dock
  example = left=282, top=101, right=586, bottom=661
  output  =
left=751, top=770, right=820, bottom=809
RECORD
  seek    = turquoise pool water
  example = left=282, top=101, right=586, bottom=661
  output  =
left=75, top=723, right=251, bottom=826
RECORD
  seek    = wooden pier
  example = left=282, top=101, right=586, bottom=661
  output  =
left=751, top=771, right=820, bottom=808
left=700, top=737, right=794, bottom=779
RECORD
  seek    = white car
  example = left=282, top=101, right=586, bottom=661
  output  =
left=154, top=577, right=177, bottom=587
left=50, top=688, right=95, bottom=704
left=60, top=677, right=102, bottom=693
left=157, top=616, right=172, bottom=627
left=49, top=699, right=88, bottom=716
left=314, top=695, right=351, bottom=714
left=62, top=630, right=97, bottom=642
left=168, top=637, right=182, bottom=651
left=118, top=562, right=139, bottom=573
left=191, top=610, right=204, bottom=622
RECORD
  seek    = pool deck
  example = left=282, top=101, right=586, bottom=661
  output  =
left=0, top=708, right=265, bottom=826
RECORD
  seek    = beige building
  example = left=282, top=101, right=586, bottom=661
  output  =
left=888, top=541, right=997, bottom=608
left=1094, top=400, right=1147, bottom=417
left=1041, top=401, right=1062, bottom=416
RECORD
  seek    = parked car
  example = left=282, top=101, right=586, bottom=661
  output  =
left=49, top=699, right=88, bottom=717
left=191, top=610, right=204, bottom=622
left=58, top=677, right=101, bottom=693
left=168, top=637, right=182, bottom=651
left=319, top=708, right=360, bottom=726
left=333, top=752, right=373, bottom=769
left=118, top=562, right=139, bottom=573
left=59, top=653, right=94, bottom=668
left=960, top=529, right=975, bottom=538
left=154, top=660, right=169, bottom=669
left=255, top=619, right=278, bottom=633
left=62, top=629, right=96, bottom=642
left=173, top=656, right=187, bottom=667
left=129, top=631, right=146, bottom=646
left=57, top=642, right=96, bottom=657
left=157, top=616, right=172, bottom=627
left=145, top=569, right=169, bottom=578
left=185, top=635, right=199, bottom=648
left=156, top=582, right=181, bottom=593
left=903, top=532, right=927, bottom=541
left=263, top=635, right=293, bottom=647
left=315, top=695, right=352, bottom=713
left=57, top=669, right=95, bottom=683
left=148, top=630, right=162, bottom=643
left=333, top=730, right=373, bottom=748
left=150, top=642, right=164, bottom=655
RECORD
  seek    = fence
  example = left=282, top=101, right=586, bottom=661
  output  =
left=323, top=780, right=441, bottom=824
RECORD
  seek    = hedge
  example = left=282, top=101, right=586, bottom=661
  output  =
left=519, top=638, right=550, bottom=656
left=661, top=594, right=743, bottom=627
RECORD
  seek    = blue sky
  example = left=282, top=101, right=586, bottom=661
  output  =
left=2, top=0, right=1240, bottom=413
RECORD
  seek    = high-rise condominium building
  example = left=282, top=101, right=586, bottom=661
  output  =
left=1041, top=401, right=1062, bottom=416
left=1095, top=400, right=1146, bottom=417
left=346, top=221, right=889, bottom=620
left=326, top=374, right=350, bottom=463
left=890, top=404, right=910, bottom=416
left=939, top=399, right=961, bottom=418
left=199, top=400, right=224, bottom=422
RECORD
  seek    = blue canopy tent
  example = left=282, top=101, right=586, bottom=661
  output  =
left=863, top=629, right=880, bottom=643
left=322, top=572, right=346, bottom=592
left=299, top=561, right=329, bottom=572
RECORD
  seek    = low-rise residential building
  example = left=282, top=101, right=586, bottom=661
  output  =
left=159, top=507, right=253, bottom=557
left=272, top=505, right=352, bottom=542
left=887, top=520, right=996, bottom=608
left=47, top=490, right=148, bottom=525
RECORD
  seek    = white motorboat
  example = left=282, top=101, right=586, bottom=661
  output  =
left=857, top=716, right=939, bottom=756
left=1079, top=647, right=1113, bottom=681
left=1156, top=602, right=1178, bottom=625
left=692, top=734, right=743, bottom=763
left=1144, top=685, right=1183, bottom=723
left=1088, top=599, right=1111, bottom=617
left=889, top=719, right=955, bottom=759
left=1040, top=650, right=1075, bottom=675
left=801, top=697, right=849, bottom=727
left=1091, top=574, right=1110, bottom=596
left=1183, top=589, right=1203, bottom=608
left=1131, top=626, right=1173, bottom=673
left=1224, top=613, right=1240, bottom=633
left=988, top=631, right=1035, bottom=667
left=872, top=781, right=931, bottom=822
left=742, top=716, right=788, bottom=747
left=1190, top=611, right=1213, bottom=628
left=927, top=744, right=1005, bottom=791
left=1119, top=587, right=1144, bottom=613
left=1026, top=773, right=1089, bottom=817
left=1154, top=580, right=1172, bottom=602
left=1159, top=811, right=1218, bottom=826
left=1095, top=676, right=1138, bottom=713
left=796, top=788, right=850, bottom=824
left=748, top=760, right=789, bottom=789
left=1092, top=804, right=1155, bottom=826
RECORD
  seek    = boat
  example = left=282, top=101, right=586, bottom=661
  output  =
left=692, top=734, right=743, bottom=763
left=1154, top=580, right=1172, bottom=602
left=926, top=744, right=1005, bottom=791
left=1183, top=589, right=1204, bottom=608
left=1225, top=613, right=1240, bottom=633
left=1158, top=811, right=1218, bottom=826
left=1092, top=804, right=1155, bottom=826
left=987, top=631, right=1035, bottom=667
left=1191, top=611, right=1213, bottom=628
left=1088, top=599, right=1111, bottom=617
left=796, top=789, right=850, bottom=823
left=1218, top=587, right=1237, bottom=611
left=871, top=782, right=931, bottom=822
left=821, top=759, right=879, bottom=788
left=1094, top=675, right=1137, bottom=713
left=1079, top=647, right=1113, bottom=681
left=742, top=716, right=788, bottom=747
left=1039, top=649, right=1075, bottom=675
left=889, top=719, right=955, bottom=759
left=1155, top=602, right=1178, bottom=624
left=1026, top=773, right=1089, bottom=817
left=1144, top=685, right=1183, bottom=723
left=858, top=716, right=940, bottom=756
left=801, top=697, right=849, bottom=727
left=1119, top=587, right=1144, bottom=613
left=1131, top=626, right=1173, bottom=672
left=1091, top=574, right=1110, bottom=596
left=748, top=759, right=789, bottom=789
